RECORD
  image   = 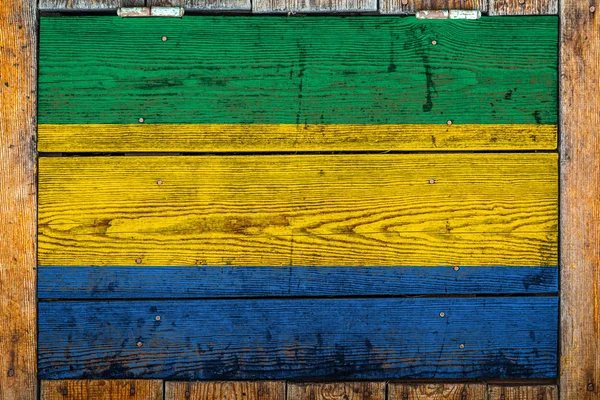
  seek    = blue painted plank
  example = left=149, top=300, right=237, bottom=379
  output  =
left=37, top=266, right=558, bottom=299
left=38, top=297, right=558, bottom=380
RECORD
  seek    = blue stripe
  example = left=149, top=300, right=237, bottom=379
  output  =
left=38, top=266, right=558, bottom=299
left=38, top=297, right=558, bottom=380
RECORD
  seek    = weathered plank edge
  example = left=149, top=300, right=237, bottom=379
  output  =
left=0, top=0, right=37, bottom=399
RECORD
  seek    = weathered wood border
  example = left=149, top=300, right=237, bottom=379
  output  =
left=0, top=0, right=37, bottom=399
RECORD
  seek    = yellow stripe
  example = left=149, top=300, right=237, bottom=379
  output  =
left=38, top=124, right=557, bottom=152
left=38, top=153, right=558, bottom=267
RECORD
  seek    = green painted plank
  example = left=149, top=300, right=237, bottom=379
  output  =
left=39, top=16, right=558, bottom=125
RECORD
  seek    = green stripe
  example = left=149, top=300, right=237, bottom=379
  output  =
left=39, top=16, right=558, bottom=125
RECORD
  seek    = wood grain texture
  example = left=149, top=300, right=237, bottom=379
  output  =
left=39, top=0, right=144, bottom=11
left=38, top=17, right=558, bottom=126
left=388, top=383, right=487, bottom=399
left=0, top=0, right=37, bottom=399
left=489, top=0, right=557, bottom=15
left=37, top=266, right=559, bottom=299
left=38, top=154, right=558, bottom=267
left=41, top=380, right=163, bottom=400
left=379, top=0, right=487, bottom=15
left=165, top=381, right=284, bottom=400
left=37, top=297, right=558, bottom=379
left=287, top=383, right=384, bottom=400
left=147, top=0, right=251, bottom=10
left=252, top=0, right=375, bottom=13
left=37, top=124, right=558, bottom=153
left=488, top=385, right=558, bottom=400
left=560, top=0, right=600, bottom=397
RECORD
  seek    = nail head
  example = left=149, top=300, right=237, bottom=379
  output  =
left=137, top=341, right=143, bottom=347
left=439, top=312, right=445, bottom=317
left=590, top=5, right=596, bottom=12
left=429, top=179, right=435, bottom=184
left=431, top=40, right=437, bottom=45
left=157, top=179, right=163, bottom=185
left=138, top=117, right=145, bottom=123
left=459, top=343, right=465, bottom=349
left=162, top=36, right=168, bottom=41
left=454, top=266, right=460, bottom=271
left=135, top=258, right=142, bottom=264
left=155, top=315, right=161, bottom=321
left=447, top=120, right=453, bottom=126
left=7, top=369, right=14, bottom=377
left=588, top=383, right=595, bottom=391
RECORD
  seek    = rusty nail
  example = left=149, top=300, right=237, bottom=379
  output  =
left=431, top=40, right=437, bottom=45
left=447, top=120, right=453, bottom=126
left=428, top=179, right=435, bottom=184
left=7, top=369, right=14, bottom=377
left=162, top=36, right=168, bottom=41
left=136, top=258, right=142, bottom=264
left=137, top=341, right=143, bottom=347
left=454, top=266, right=460, bottom=271
left=459, top=343, right=465, bottom=349
left=157, top=179, right=163, bottom=185
left=138, top=117, right=145, bottom=123
left=439, top=311, right=445, bottom=317
left=588, top=383, right=595, bottom=391
left=590, top=5, right=596, bottom=12
left=155, top=315, right=161, bottom=321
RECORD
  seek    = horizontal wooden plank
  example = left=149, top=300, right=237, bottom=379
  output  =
left=388, top=383, right=487, bottom=399
left=147, top=0, right=251, bottom=10
left=39, top=0, right=144, bottom=10
left=38, top=154, right=558, bottom=267
left=38, top=17, right=557, bottom=133
left=41, top=380, right=163, bottom=400
left=38, top=297, right=558, bottom=380
left=488, top=385, right=558, bottom=399
left=253, top=0, right=376, bottom=13
left=380, top=0, right=487, bottom=15
left=37, top=124, right=558, bottom=153
left=165, top=381, right=284, bottom=400
left=287, top=383, right=385, bottom=400
left=37, top=266, right=559, bottom=299
left=489, top=0, right=558, bottom=15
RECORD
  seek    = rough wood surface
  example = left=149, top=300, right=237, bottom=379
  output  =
left=379, top=0, right=487, bottom=15
left=0, top=0, right=37, bottom=399
left=165, top=381, right=284, bottom=400
left=560, top=0, right=600, bottom=397
left=147, top=0, right=251, bottom=10
left=38, top=297, right=558, bottom=379
left=488, top=385, right=558, bottom=400
left=288, top=383, right=384, bottom=400
left=489, top=0, right=557, bottom=15
left=38, top=154, right=558, bottom=267
left=253, top=0, right=375, bottom=13
left=39, top=0, right=144, bottom=10
left=37, top=124, right=557, bottom=153
left=388, top=383, right=487, bottom=399
left=41, top=380, right=163, bottom=400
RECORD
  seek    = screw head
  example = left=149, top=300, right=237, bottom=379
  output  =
left=439, top=312, right=445, bottom=317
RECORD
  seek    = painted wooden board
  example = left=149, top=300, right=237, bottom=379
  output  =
left=287, top=383, right=384, bottom=400
left=37, top=266, right=559, bottom=299
left=165, top=382, right=284, bottom=400
left=388, top=383, right=487, bottom=399
left=38, top=16, right=558, bottom=152
left=41, top=380, right=164, bottom=400
left=38, top=153, right=558, bottom=267
left=560, top=0, right=600, bottom=397
left=253, top=0, right=376, bottom=13
left=488, top=385, right=558, bottom=400
left=37, top=297, right=558, bottom=380
left=380, top=0, right=487, bottom=15
left=0, top=1, right=38, bottom=399
left=39, top=0, right=144, bottom=10
left=147, top=0, right=251, bottom=10
left=489, top=0, right=558, bottom=15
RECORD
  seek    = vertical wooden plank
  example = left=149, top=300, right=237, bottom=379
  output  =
left=146, top=0, right=251, bottom=10
left=39, top=0, right=144, bottom=10
left=41, top=380, right=164, bottom=400
left=560, top=0, right=600, bottom=397
left=165, top=381, right=285, bottom=400
left=388, top=384, right=488, bottom=399
left=488, top=385, right=558, bottom=400
left=252, top=0, right=376, bottom=14
left=488, top=0, right=557, bottom=15
left=0, top=0, right=37, bottom=399
left=287, top=383, right=384, bottom=400
left=380, top=0, right=487, bottom=14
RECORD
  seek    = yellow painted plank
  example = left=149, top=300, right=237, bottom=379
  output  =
left=388, top=383, right=487, bottom=399
left=165, top=381, right=284, bottom=400
left=488, top=385, right=558, bottom=400
left=37, top=124, right=557, bottom=153
left=41, top=380, right=163, bottom=400
left=38, top=153, right=558, bottom=267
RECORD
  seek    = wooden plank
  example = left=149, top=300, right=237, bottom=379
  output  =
left=388, top=383, right=487, bottom=399
left=0, top=0, right=37, bottom=399
left=38, top=153, right=558, bottom=267
left=37, top=124, right=558, bottom=153
left=146, top=0, right=251, bottom=10
left=37, top=266, right=559, bottom=299
left=165, top=381, right=284, bottom=400
left=560, top=0, right=600, bottom=396
left=41, top=380, right=163, bottom=400
left=38, top=17, right=557, bottom=131
left=488, top=385, right=558, bottom=400
left=287, top=383, right=384, bottom=400
left=380, top=0, right=487, bottom=15
left=489, top=0, right=557, bottom=15
left=37, top=297, right=558, bottom=379
left=253, top=0, right=376, bottom=13
left=39, top=0, right=144, bottom=11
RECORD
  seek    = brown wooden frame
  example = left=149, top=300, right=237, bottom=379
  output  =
left=1, top=0, right=597, bottom=398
